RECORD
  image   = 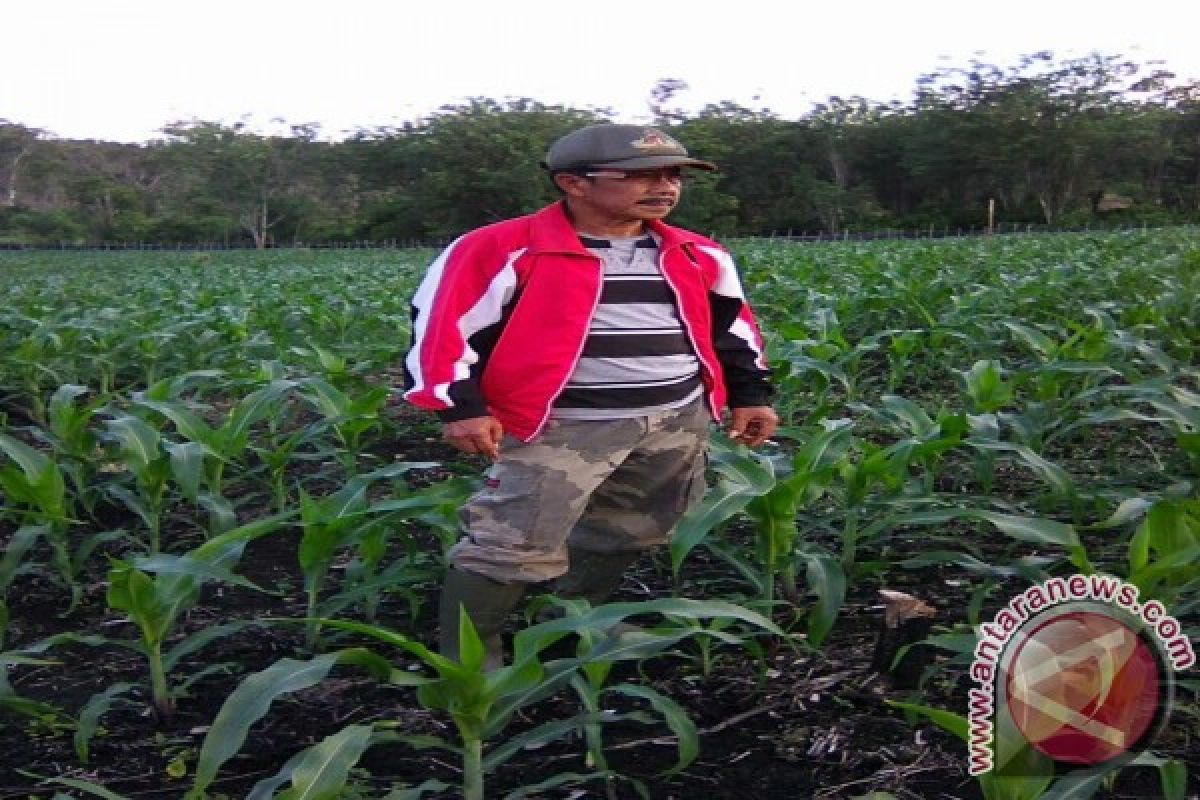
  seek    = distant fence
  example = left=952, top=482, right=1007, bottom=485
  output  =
left=0, top=222, right=1193, bottom=252
left=740, top=220, right=1196, bottom=243
left=0, top=238, right=452, bottom=252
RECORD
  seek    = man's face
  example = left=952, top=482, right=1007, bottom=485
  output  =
left=556, top=167, right=686, bottom=226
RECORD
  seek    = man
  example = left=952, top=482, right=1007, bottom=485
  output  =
left=403, top=123, right=777, bottom=667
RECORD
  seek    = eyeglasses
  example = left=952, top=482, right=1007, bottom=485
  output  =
left=582, top=167, right=688, bottom=185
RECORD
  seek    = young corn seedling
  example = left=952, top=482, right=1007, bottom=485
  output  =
left=249, top=410, right=320, bottom=513
left=833, top=437, right=916, bottom=571
left=298, top=375, right=389, bottom=475
left=296, top=462, right=442, bottom=649
left=189, top=598, right=781, bottom=800
left=885, top=329, right=927, bottom=391
left=102, top=414, right=177, bottom=554
left=849, top=394, right=968, bottom=495
left=0, top=431, right=81, bottom=606
left=105, top=512, right=292, bottom=719
left=654, top=613, right=752, bottom=678
left=890, top=699, right=1189, bottom=800
left=288, top=342, right=371, bottom=390
left=961, top=359, right=1016, bottom=414
left=546, top=596, right=776, bottom=786
left=1127, top=497, right=1200, bottom=616
left=132, top=378, right=299, bottom=533
left=770, top=338, right=853, bottom=424
left=336, top=475, right=477, bottom=624
left=670, top=427, right=851, bottom=645
left=10, top=325, right=68, bottom=425
left=34, top=384, right=108, bottom=512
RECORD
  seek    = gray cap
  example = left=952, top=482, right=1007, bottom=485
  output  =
left=544, top=124, right=717, bottom=172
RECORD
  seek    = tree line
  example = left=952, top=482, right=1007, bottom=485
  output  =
left=2, top=52, right=1199, bottom=247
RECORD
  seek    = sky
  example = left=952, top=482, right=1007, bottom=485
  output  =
left=7, top=0, right=1199, bottom=143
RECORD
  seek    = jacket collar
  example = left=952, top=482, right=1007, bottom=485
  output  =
left=526, top=201, right=705, bottom=255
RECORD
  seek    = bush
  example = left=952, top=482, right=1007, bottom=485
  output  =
left=0, top=208, right=87, bottom=244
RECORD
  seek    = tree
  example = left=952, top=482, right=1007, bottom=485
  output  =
left=905, top=52, right=1177, bottom=225
left=0, top=121, right=43, bottom=207
left=649, top=78, right=691, bottom=125
left=156, top=120, right=311, bottom=248
left=395, top=98, right=609, bottom=238
left=1160, top=82, right=1200, bottom=213
left=2, top=51, right=1200, bottom=243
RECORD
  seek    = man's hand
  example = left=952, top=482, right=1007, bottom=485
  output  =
left=443, top=416, right=504, bottom=460
left=727, top=406, right=779, bottom=448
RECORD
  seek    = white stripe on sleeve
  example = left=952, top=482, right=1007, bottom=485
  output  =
left=406, top=244, right=525, bottom=405
left=405, top=236, right=464, bottom=400
left=730, top=317, right=768, bottom=370
left=699, top=245, right=747, bottom=299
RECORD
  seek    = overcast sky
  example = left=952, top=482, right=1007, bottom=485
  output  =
left=7, top=0, right=1198, bottom=142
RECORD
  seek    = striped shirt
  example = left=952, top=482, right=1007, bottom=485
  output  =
left=552, top=234, right=702, bottom=419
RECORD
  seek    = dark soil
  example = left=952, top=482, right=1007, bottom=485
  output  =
left=1, top=415, right=1196, bottom=799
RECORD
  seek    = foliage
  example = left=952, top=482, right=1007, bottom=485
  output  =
left=3, top=53, right=1200, bottom=245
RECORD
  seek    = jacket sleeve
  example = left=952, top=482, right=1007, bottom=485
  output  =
left=402, top=232, right=523, bottom=421
left=698, top=245, right=775, bottom=408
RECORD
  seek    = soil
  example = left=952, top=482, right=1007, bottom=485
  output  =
left=1, top=413, right=1196, bottom=799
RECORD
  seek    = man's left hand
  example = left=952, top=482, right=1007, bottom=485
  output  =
left=727, top=406, right=779, bottom=448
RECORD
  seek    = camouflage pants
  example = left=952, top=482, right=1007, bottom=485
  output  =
left=449, top=400, right=711, bottom=583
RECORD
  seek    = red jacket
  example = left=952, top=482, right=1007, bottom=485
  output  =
left=403, top=202, right=772, bottom=441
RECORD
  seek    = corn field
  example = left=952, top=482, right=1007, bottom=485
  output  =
left=0, top=232, right=1197, bottom=799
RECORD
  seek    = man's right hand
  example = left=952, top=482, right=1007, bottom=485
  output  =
left=442, top=416, right=504, bottom=460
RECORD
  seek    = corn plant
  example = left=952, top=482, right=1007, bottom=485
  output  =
left=1127, top=497, right=1200, bottom=615
left=33, top=385, right=108, bottom=512
left=885, top=329, right=928, bottom=391
left=104, top=512, right=292, bottom=719
left=831, top=438, right=919, bottom=571
left=288, top=342, right=373, bottom=390
left=131, top=377, right=299, bottom=527
left=8, top=325, right=68, bottom=424
left=102, top=415, right=177, bottom=553
left=298, top=376, right=390, bottom=474
left=549, top=596, right=766, bottom=784
left=890, top=699, right=1189, bottom=800
left=849, top=394, right=967, bottom=495
left=296, top=462, right=461, bottom=647
left=249, top=412, right=320, bottom=512
left=670, top=429, right=851, bottom=644
left=337, top=476, right=477, bottom=622
left=0, top=432, right=77, bottom=604
left=188, top=598, right=781, bottom=800
left=960, top=359, right=1017, bottom=414
left=768, top=339, right=853, bottom=425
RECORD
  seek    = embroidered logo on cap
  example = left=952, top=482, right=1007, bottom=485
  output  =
left=630, top=130, right=679, bottom=151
